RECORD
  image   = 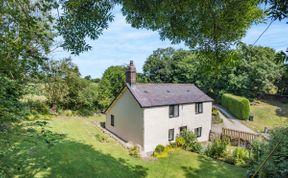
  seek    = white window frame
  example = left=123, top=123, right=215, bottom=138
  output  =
left=169, top=105, right=179, bottom=118
left=168, top=129, right=175, bottom=141
left=194, top=127, right=202, bottom=138
left=195, top=102, right=203, bottom=114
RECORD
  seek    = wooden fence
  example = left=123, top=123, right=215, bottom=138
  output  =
left=222, top=128, right=259, bottom=146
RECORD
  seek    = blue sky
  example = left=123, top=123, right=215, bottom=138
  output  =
left=49, top=7, right=288, bottom=78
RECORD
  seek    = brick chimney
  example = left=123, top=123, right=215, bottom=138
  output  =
left=126, top=60, right=136, bottom=85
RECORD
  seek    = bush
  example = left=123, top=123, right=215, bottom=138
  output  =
left=176, top=136, right=185, bottom=147
left=129, top=146, right=140, bottom=158
left=249, top=127, right=288, bottom=178
left=221, top=93, right=250, bottom=120
left=77, top=108, right=94, bottom=116
left=26, top=114, right=52, bottom=121
left=249, top=139, right=266, bottom=163
left=205, top=137, right=230, bottom=159
left=63, top=110, right=74, bottom=117
left=181, top=130, right=202, bottom=153
left=21, top=94, right=50, bottom=115
left=154, top=144, right=165, bottom=153
left=232, top=147, right=250, bottom=166
left=153, top=145, right=175, bottom=158
left=212, top=108, right=223, bottom=124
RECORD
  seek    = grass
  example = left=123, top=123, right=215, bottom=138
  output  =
left=0, top=115, right=246, bottom=178
left=241, top=99, right=288, bottom=132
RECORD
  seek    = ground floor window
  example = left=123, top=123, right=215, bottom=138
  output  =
left=194, top=127, right=202, bottom=137
left=168, top=129, right=174, bottom=141
left=179, top=126, right=187, bottom=134
left=111, top=115, right=115, bottom=126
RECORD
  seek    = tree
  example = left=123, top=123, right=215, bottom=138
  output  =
left=0, top=0, right=54, bottom=81
left=21, top=0, right=262, bottom=56
left=262, top=0, right=288, bottom=21
left=77, top=82, right=99, bottom=110
left=56, top=0, right=115, bottom=54
left=0, top=77, right=25, bottom=123
left=143, top=48, right=176, bottom=83
left=143, top=45, right=282, bottom=98
left=249, top=127, right=288, bottom=177
left=227, top=44, right=283, bottom=97
left=274, top=52, right=288, bottom=95
left=42, top=59, right=76, bottom=111
left=0, top=0, right=55, bottom=121
left=120, top=0, right=263, bottom=60
left=143, top=48, right=194, bottom=83
left=97, top=66, right=126, bottom=110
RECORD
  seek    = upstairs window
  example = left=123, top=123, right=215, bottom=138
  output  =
left=195, top=102, right=203, bottom=114
left=194, top=127, right=202, bottom=138
left=168, top=129, right=174, bottom=141
left=111, top=115, right=115, bottom=126
left=169, top=105, right=179, bottom=118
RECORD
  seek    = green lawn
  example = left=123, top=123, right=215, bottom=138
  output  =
left=0, top=115, right=246, bottom=178
left=241, top=99, right=288, bottom=132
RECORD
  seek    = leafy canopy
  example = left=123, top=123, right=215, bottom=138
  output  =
left=120, top=0, right=263, bottom=59
left=143, top=45, right=283, bottom=98
left=97, top=66, right=126, bottom=110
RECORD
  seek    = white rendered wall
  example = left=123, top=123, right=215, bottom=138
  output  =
left=143, top=102, right=212, bottom=152
left=105, top=88, right=144, bottom=147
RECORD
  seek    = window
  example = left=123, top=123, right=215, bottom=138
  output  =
left=180, top=126, right=187, bottom=134
left=168, top=129, right=174, bottom=141
left=111, top=115, right=115, bottom=126
left=195, top=102, right=203, bottom=114
left=169, top=105, right=179, bottom=118
left=194, top=127, right=202, bottom=138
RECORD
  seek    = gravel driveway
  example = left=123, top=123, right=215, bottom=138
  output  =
left=212, top=104, right=256, bottom=134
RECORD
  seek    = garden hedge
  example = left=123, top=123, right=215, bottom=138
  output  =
left=221, top=93, right=250, bottom=120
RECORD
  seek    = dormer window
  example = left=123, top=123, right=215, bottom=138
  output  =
left=169, top=105, right=179, bottom=118
left=195, top=102, right=203, bottom=114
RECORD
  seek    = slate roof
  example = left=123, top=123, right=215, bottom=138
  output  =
left=126, top=83, right=213, bottom=108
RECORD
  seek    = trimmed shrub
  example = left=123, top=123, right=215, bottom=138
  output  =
left=221, top=93, right=250, bottom=120
left=180, top=130, right=202, bottom=153
left=232, top=147, right=250, bottom=166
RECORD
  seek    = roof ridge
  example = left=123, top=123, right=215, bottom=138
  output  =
left=135, top=83, right=195, bottom=85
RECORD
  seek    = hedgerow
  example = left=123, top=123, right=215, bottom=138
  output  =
left=221, top=93, right=250, bottom=120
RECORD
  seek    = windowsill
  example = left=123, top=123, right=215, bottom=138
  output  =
left=169, top=115, right=179, bottom=118
left=195, top=112, right=203, bottom=115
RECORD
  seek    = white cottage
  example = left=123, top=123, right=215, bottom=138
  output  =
left=105, top=61, right=213, bottom=153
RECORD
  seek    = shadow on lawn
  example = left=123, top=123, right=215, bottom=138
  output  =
left=181, top=155, right=245, bottom=178
left=0, top=121, right=147, bottom=178
left=261, top=97, right=288, bottom=118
